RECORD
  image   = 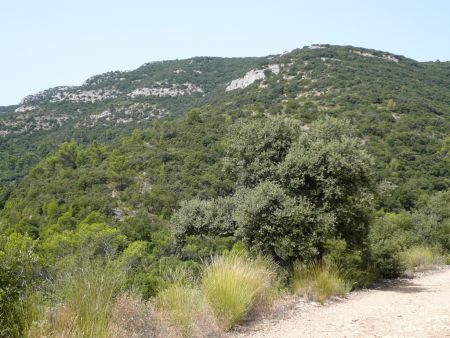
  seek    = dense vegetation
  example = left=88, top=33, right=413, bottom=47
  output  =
left=0, top=45, right=449, bottom=336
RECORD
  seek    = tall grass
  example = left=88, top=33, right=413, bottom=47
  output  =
left=201, top=253, right=277, bottom=330
left=156, top=284, right=208, bottom=337
left=292, top=261, right=351, bottom=304
left=27, top=258, right=126, bottom=338
left=400, top=246, right=446, bottom=273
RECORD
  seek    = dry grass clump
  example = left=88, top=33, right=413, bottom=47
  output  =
left=400, top=246, right=446, bottom=273
left=202, top=253, right=277, bottom=330
left=155, top=284, right=209, bottom=337
left=293, top=261, right=351, bottom=304
left=107, top=293, right=171, bottom=338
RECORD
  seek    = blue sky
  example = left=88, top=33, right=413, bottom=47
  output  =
left=1, top=0, right=449, bottom=105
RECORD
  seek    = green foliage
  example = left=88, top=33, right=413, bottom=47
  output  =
left=322, top=239, right=371, bottom=287
left=279, top=118, right=375, bottom=248
left=411, top=190, right=450, bottom=251
left=368, top=213, right=413, bottom=277
left=223, top=117, right=301, bottom=187
left=0, top=233, right=38, bottom=337
left=172, top=196, right=237, bottom=245
left=234, top=181, right=333, bottom=263
left=174, top=117, right=375, bottom=265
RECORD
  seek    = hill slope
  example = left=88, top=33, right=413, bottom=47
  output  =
left=0, top=45, right=449, bottom=210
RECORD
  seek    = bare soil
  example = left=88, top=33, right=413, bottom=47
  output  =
left=233, top=267, right=450, bottom=338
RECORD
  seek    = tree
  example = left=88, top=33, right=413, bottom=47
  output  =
left=223, top=117, right=302, bottom=188
left=173, top=117, right=375, bottom=264
left=234, top=181, right=334, bottom=263
left=278, top=118, right=375, bottom=248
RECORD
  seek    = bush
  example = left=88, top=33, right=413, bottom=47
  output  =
left=0, top=233, right=38, bottom=338
left=292, top=261, right=351, bottom=304
left=412, top=191, right=450, bottom=251
left=202, top=253, right=276, bottom=330
left=368, top=213, right=413, bottom=278
left=172, top=196, right=237, bottom=246
left=323, top=239, right=374, bottom=287
left=400, top=246, right=446, bottom=273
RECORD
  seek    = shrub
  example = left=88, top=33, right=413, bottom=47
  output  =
left=202, top=253, right=276, bottom=330
left=400, top=246, right=446, bottom=273
left=172, top=196, right=237, bottom=246
left=323, top=239, right=374, bottom=287
left=292, top=261, right=351, bottom=304
left=368, top=213, right=413, bottom=278
left=411, top=191, right=450, bottom=251
left=0, top=233, right=38, bottom=338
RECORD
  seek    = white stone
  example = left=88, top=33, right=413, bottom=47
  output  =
left=352, top=50, right=399, bottom=63
left=226, top=64, right=281, bottom=91
left=14, top=105, right=38, bottom=113
left=127, top=83, right=203, bottom=97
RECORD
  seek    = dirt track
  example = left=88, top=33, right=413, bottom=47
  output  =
left=235, top=267, right=450, bottom=338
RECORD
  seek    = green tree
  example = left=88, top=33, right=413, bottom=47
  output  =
left=223, top=117, right=302, bottom=188
left=174, top=117, right=375, bottom=264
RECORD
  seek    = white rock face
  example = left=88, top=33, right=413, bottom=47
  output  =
left=226, top=64, right=280, bottom=91
left=14, top=105, right=38, bottom=113
left=267, top=64, right=280, bottom=75
left=297, top=90, right=326, bottom=98
left=20, top=86, right=74, bottom=104
left=21, top=87, right=120, bottom=104
left=90, top=110, right=111, bottom=121
left=226, top=69, right=266, bottom=91
left=50, top=89, right=120, bottom=103
left=352, top=50, right=399, bottom=63
left=127, top=83, right=203, bottom=97
left=308, top=44, right=326, bottom=49
left=0, top=113, right=70, bottom=136
left=116, top=118, right=133, bottom=124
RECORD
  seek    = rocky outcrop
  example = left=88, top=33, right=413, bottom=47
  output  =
left=127, top=83, right=203, bottom=97
left=226, top=64, right=280, bottom=91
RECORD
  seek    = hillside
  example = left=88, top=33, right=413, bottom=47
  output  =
left=1, top=45, right=449, bottom=210
left=0, top=56, right=262, bottom=190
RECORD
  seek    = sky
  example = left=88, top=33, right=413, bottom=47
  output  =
left=1, top=0, right=449, bottom=106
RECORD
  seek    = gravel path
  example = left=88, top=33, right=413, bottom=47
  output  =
left=234, top=267, right=450, bottom=338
